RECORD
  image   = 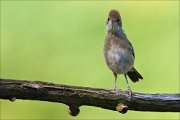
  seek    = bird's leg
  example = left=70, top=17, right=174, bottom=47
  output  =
left=124, top=74, right=132, bottom=96
left=112, top=72, right=119, bottom=93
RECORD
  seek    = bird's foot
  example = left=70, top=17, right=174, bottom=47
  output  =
left=125, top=86, right=133, bottom=96
left=112, top=87, right=121, bottom=94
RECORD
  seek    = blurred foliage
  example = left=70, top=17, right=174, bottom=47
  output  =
left=0, top=1, right=179, bottom=119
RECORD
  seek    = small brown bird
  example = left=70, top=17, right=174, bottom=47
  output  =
left=104, top=9, right=143, bottom=95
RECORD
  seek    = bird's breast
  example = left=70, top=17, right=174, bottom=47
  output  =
left=104, top=35, right=134, bottom=74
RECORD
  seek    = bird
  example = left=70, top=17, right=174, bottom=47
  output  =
left=104, top=9, right=143, bottom=95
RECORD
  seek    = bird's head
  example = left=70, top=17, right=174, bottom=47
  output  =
left=106, top=9, right=122, bottom=33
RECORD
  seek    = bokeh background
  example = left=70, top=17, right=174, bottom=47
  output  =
left=0, top=1, right=179, bottom=119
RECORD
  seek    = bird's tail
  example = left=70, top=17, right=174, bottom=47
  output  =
left=127, top=67, right=143, bottom=82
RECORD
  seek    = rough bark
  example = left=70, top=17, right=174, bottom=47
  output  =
left=0, top=78, right=179, bottom=115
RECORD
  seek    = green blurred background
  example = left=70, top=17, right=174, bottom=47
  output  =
left=0, top=1, right=179, bottom=119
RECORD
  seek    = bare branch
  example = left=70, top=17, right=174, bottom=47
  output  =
left=0, top=78, right=179, bottom=116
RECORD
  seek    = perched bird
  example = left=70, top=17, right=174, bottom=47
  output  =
left=104, top=9, right=143, bottom=95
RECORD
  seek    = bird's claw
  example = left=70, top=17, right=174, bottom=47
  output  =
left=125, top=86, right=133, bottom=96
left=112, top=87, right=121, bottom=94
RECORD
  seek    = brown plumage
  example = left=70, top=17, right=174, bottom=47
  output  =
left=104, top=9, right=143, bottom=94
left=108, top=9, right=122, bottom=27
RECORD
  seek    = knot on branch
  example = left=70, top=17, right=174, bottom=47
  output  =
left=116, top=103, right=128, bottom=114
left=9, top=96, right=16, bottom=102
left=68, top=105, right=80, bottom=116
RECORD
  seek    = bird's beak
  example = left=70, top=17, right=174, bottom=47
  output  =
left=106, top=19, right=116, bottom=33
left=111, top=20, right=115, bottom=32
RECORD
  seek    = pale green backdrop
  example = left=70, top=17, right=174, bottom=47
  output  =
left=0, top=1, right=179, bottom=119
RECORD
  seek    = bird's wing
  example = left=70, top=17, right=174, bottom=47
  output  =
left=114, top=28, right=135, bottom=58
left=128, top=41, right=135, bottom=58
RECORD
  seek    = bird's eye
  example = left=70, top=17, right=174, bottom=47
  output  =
left=117, top=19, right=120, bottom=22
left=107, top=18, right=110, bottom=21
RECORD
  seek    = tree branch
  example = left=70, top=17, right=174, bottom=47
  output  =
left=0, top=78, right=179, bottom=116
